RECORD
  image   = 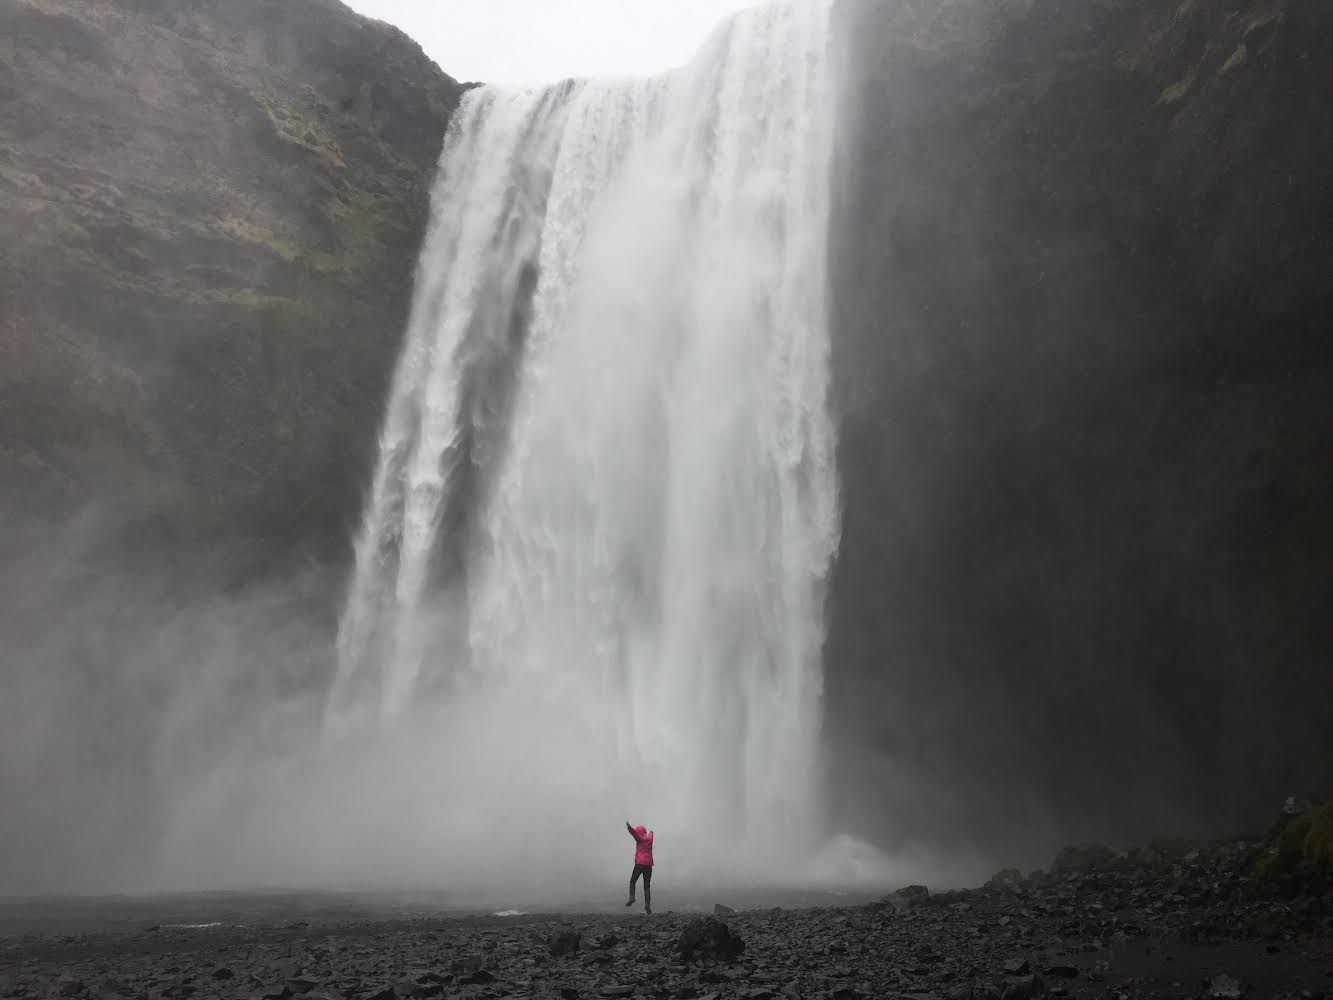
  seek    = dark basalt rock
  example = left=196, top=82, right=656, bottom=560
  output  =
left=676, top=918, right=746, bottom=964
left=826, top=0, right=1333, bottom=857
left=549, top=929, right=583, bottom=958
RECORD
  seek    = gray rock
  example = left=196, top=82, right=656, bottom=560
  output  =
left=1207, top=974, right=1245, bottom=999
left=676, top=918, right=745, bottom=964
left=1000, top=975, right=1045, bottom=1000
left=548, top=930, right=581, bottom=958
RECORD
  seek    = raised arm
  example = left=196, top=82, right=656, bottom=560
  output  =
left=626, top=821, right=642, bottom=841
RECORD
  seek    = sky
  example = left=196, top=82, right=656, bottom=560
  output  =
left=344, top=0, right=762, bottom=88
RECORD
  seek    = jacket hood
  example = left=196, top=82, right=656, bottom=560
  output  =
left=635, top=825, right=648, bottom=838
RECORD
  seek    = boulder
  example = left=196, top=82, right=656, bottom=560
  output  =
left=676, top=918, right=746, bottom=963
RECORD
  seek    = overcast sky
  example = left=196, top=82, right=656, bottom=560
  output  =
left=344, top=0, right=760, bottom=88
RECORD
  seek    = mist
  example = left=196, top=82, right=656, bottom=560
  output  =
left=0, top=515, right=933, bottom=900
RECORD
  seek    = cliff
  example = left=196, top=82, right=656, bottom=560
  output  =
left=0, top=0, right=463, bottom=579
left=827, top=0, right=1333, bottom=860
left=3, top=0, right=1331, bottom=871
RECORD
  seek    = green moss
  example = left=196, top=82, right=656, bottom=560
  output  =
left=1219, top=43, right=1248, bottom=76
left=1258, top=804, right=1333, bottom=876
left=317, top=186, right=419, bottom=289
left=1159, top=64, right=1199, bottom=104
left=257, top=93, right=345, bottom=169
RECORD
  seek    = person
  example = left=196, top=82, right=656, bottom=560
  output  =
left=625, top=820, right=654, bottom=913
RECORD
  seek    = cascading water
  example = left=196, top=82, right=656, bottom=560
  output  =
left=325, top=0, right=843, bottom=888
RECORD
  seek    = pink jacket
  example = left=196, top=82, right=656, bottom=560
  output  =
left=628, top=823, right=654, bottom=866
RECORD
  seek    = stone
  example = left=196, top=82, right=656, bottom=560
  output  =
left=549, top=930, right=581, bottom=958
left=211, top=969, right=235, bottom=981
left=600, top=988, right=635, bottom=998
left=1001, top=975, right=1045, bottom=1000
left=676, top=918, right=746, bottom=963
left=1207, top=974, right=1245, bottom=999
left=714, top=905, right=735, bottom=915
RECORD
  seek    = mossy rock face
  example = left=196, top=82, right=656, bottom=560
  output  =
left=0, top=0, right=464, bottom=580
left=1259, top=803, right=1333, bottom=877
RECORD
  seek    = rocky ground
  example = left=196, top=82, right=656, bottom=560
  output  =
left=3, top=829, right=1330, bottom=1000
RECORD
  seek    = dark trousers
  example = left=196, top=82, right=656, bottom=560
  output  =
left=629, top=863, right=652, bottom=906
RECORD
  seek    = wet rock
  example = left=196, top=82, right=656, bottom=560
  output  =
left=211, top=969, right=235, bottom=981
left=887, top=885, right=933, bottom=915
left=549, top=930, right=582, bottom=958
left=57, top=980, right=86, bottom=997
left=1207, top=974, right=1246, bottom=998
left=1042, top=966, right=1076, bottom=980
left=1000, top=960, right=1030, bottom=976
left=559, top=989, right=580, bottom=1000
left=1001, top=974, right=1045, bottom=1000
left=600, top=988, right=635, bottom=998
left=676, top=918, right=746, bottom=963
left=286, top=979, right=320, bottom=995
left=713, top=904, right=735, bottom=915
left=988, top=870, right=1024, bottom=893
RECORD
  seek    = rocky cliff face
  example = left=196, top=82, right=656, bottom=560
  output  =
left=827, top=0, right=1333, bottom=862
left=4, top=0, right=1330, bottom=875
left=0, top=0, right=463, bottom=580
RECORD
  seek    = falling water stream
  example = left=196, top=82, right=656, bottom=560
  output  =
left=323, top=0, right=851, bottom=886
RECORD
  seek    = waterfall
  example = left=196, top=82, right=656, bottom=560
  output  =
left=327, top=0, right=840, bottom=885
